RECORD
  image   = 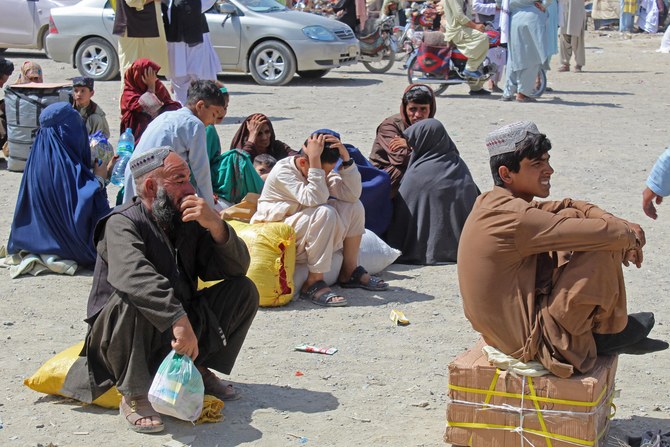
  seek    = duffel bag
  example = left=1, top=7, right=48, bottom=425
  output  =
left=5, top=83, right=71, bottom=172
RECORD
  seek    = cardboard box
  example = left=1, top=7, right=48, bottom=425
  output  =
left=444, top=342, right=617, bottom=447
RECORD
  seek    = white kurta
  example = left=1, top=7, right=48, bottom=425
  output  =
left=558, top=0, right=586, bottom=36
left=252, top=157, right=364, bottom=273
left=167, top=0, right=222, bottom=104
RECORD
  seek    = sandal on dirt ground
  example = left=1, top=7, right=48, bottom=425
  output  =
left=300, top=280, right=348, bottom=307
left=516, top=94, right=537, bottom=103
left=339, top=266, right=389, bottom=291
left=119, top=395, right=164, bottom=433
left=558, top=64, right=570, bottom=72
left=199, top=367, right=241, bottom=401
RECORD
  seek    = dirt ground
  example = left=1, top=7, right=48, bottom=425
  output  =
left=0, top=30, right=669, bottom=447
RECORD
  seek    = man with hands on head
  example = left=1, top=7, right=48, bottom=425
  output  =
left=253, top=132, right=388, bottom=307
left=62, top=147, right=259, bottom=434
left=642, top=145, right=670, bottom=220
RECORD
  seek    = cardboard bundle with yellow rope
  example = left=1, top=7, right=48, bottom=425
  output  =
left=445, top=341, right=618, bottom=447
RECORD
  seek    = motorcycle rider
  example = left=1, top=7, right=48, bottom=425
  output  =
left=440, top=0, right=490, bottom=90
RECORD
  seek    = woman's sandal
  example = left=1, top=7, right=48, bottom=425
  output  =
left=119, top=395, right=164, bottom=433
left=300, top=280, right=348, bottom=307
left=339, top=266, right=389, bottom=291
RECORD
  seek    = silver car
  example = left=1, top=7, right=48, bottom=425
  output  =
left=0, top=0, right=80, bottom=54
left=46, top=0, right=360, bottom=85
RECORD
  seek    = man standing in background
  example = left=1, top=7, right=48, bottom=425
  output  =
left=642, top=146, right=670, bottom=220
left=165, top=0, right=221, bottom=105
left=558, top=0, right=586, bottom=72
left=113, top=0, right=171, bottom=78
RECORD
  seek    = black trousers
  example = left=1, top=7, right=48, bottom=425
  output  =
left=62, top=277, right=259, bottom=400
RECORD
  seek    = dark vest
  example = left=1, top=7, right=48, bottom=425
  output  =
left=165, top=0, right=210, bottom=45
left=113, top=0, right=160, bottom=38
left=86, top=199, right=198, bottom=322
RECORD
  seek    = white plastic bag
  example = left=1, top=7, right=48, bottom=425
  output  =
left=148, top=350, right=204, bottom=421
left=357, top=229, right=401, bottom=275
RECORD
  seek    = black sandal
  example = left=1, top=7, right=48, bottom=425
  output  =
left=339, top=266, right=389, bottom=291
left=299, top=280, right=348, bottom=307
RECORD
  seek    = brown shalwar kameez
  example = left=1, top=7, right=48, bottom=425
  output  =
left=61, top=199, right=258, bottom=402
left=457, top=187, right=639, bottom=378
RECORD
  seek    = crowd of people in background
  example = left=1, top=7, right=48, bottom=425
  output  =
left=0, top=0, right=669, bottom=436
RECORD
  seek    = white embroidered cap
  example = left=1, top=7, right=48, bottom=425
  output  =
left=486, top=121, right=541, bottom=157
left=129, top=146, right=172, bottom=178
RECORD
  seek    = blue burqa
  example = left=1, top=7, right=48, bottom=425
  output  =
left=8, top=102, right=111, bottom=268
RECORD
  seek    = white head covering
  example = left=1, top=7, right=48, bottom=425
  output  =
left=129, top=146, right=172, bottom=178
left=486, top=121, right=540, bottom=157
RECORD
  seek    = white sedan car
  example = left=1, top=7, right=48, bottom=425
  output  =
left=0, top=0, right=80, bottom=54
left=47, top=0, right=360, bottom=85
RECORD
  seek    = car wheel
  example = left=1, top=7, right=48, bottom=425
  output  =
left=249, top=41, right=296, bottom=86
left=75, top=37, right=119, bottom=81
left=41, top=30, right=50, bottom=58
left=296, top=69, right=330, bottom=79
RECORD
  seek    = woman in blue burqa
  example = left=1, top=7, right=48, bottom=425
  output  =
left=8, top=102, right=113, bottom=269
left=386, top=119, right=479, bottom=265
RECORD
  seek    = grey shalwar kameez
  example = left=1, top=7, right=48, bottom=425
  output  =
left=61, top=198, right=258, bottom=402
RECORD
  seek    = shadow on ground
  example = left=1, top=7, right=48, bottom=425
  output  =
left=219, top=73, right=384, bottom=88
left=542, top=97, right=624, bottom=108
left=39, top=383, right=338, bottom=447
left=606, top=415, right=670, bottom=446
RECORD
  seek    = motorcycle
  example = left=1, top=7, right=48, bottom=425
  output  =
left=394, top=1, right=439, bottom=64
left=406, top=29, right=547, bottom=97
left=358, top=16, right=397, bottom=73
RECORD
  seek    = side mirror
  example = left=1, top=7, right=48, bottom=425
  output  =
left=217, top=1, right=237, bottom=14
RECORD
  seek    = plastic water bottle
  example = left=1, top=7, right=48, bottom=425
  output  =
left=110, top=128, right=135, bottom=186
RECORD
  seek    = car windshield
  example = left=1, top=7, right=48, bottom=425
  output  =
left=229, top=0, right=287, bottom=12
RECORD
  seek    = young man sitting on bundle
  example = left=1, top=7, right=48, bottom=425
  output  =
left=252, top=132, right=389, bottom=307
left=457, top=121, right=667, bottom=378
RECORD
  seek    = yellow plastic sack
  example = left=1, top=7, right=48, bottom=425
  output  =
left=24, top=342, right=122, bottom=409
left=226, top=220, right=296, bottom=307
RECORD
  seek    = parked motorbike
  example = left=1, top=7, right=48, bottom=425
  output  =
left=406, top=29, right=547, bottom=97
left=393, top=1, right=441, bottom=66
left=359, top=16, right=397, bottom=73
